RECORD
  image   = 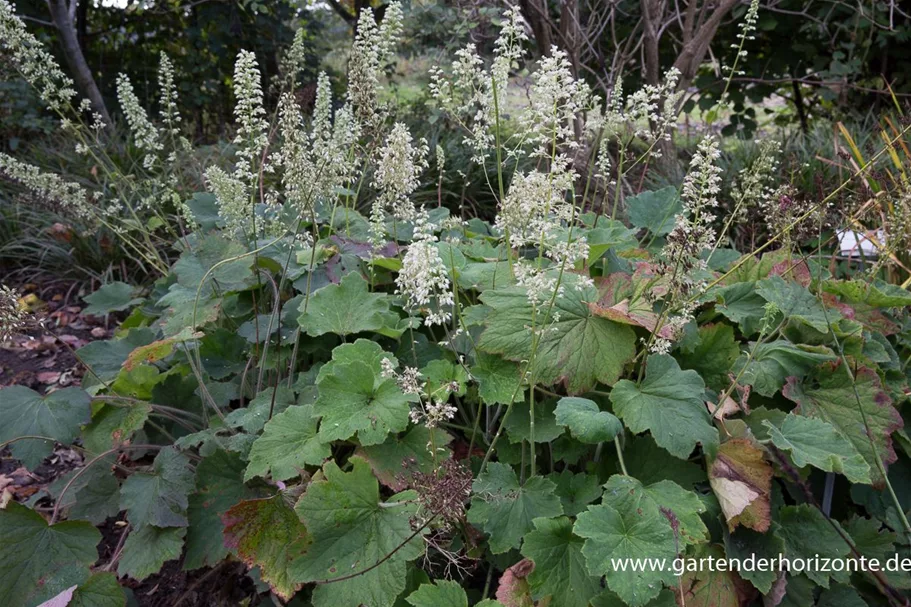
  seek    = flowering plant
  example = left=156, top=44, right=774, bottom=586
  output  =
left=1, top=4, right=910, bottom=607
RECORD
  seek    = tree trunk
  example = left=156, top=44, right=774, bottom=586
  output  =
left=671, top=0, right=740, bottom=92
left=75, top=0, right=88, bottom=50
left=519, top=0, right=553, bottom=55
left=45, top=0, right=111, bottom=127
left=640, top=0, right=662, bottom=86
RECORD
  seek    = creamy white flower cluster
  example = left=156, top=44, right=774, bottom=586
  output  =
left=232, top=50, right=269, bottom=184
left=651, top=136, right=723, bottom=354
left=0, top=0, right=77, bottom=115
left=679, top=135, right=723, bottom=253
left=495, top=155, right=575, bottom=250
left=584, top=66, right=684, bottom=189
left=347, top=2, right=404, bottom=131
left=520, top=48, right=596, bottom=156
left=281, top=28, right=310, bottom=88
left=380, top=359, right=457, bottom=429
left=495, top=155, right=590, bottom=304
left=729, top=0, right=761, bottom=71
left=116, top=74, right=162, bottom=170
left=396, top=207, right=454, bottom=326
left=276, top=73, right=359, bottom=222
left=158, top=53, right=184, bottom=144
left=114, top=56, right=192, bottom=218
left=204, top=50, right=269, bottom=235
left=370, top=123, right=429, bottom=242
left=429, top=7, right=527, bottom=162
left=731, top=139, right=780, bottom=222
left=0, top=153, right=94, bottom=220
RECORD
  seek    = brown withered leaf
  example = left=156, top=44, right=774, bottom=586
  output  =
left=706, top=395, right=740, bottom=422
left=590, top=272, right=675, bottom=338
left=708, top=439, right=772, bottom=532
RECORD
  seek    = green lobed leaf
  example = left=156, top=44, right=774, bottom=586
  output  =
left=554, top=397, right=622, bottom=444
left=0, top=386, right=91, bottom=469
left=627, top=187, right=681, bottom=236
left=224, top=386, right=296, bottom=434
left=574, top=497, right=677, bottom=606
left=818, top=584, right=868, bottom=607
left=75, top=328, right=157, bottom=386
left=119, top=447, right=195, bottom=528
left=479, top=282, right=637, bottom=394
left=245, top=404, right=331, bottom=482
left=68, top=572, right=126, bottom=607
left=223, top=495, right=312, bottom=601
left=520, top=516, right=601, bottom=607
left=549, top=470, right=603, bottom=517
left=471, top=352, right=523, bottom=405
left=763, top=414, right=872, bottom=483
left=585, top=220, right=639, bottom=264
left=776, top=504, right=851, bottom=587
left=783, top=360, right=903, bottom=487
left=313, top=360, right=414, bottom=446
left=317, top=338, right=397, bottom=381
left=610, top=354, right=718, bottom=459
left=299, top=272, right=395, bottom=337
left=47, top=456, right=120, bottom=525
left=722, top=525, right=785, bottom=594
left=81, top=401, right=151, bottom=455
left=591, top=588, right=677, bottom=607
left=609, top=435, right=707, bottom=487
left=823, top=279, right=911, bottom=308
left=291, top=457, right=425, bottom=607
left=714, top=282, right=766, bottom=336
left=673, top=544, right=745, bottom=607
left=406, top=580, right=468, bottom=607
left=82, top=281, right=145, bottom=315
left=734, top=340, right=836, bottom=397
left=504, top=398, right=563, bottom=444
left=117, top=525, right=186, bottom=581
left=675, top=323, right=740, bottom=392
left=756, top=275, right=839, bottom=333
left=172, top=233, right=253, bottom=294
left=357, top=425, right=453, bottom=491
left=197, top=328, right=248, bottom=380
left=467, top=462, right=563, bottom=554
left=0, top=502, right=101, bottom=607
left=600, top=476, right=708, bottom=548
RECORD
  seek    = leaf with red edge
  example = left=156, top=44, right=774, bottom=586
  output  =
left=783, top=360, right=903, bottom=487
left=708, top=439, right=772, bottom=533
left=222, top=496, right=312, bottom=601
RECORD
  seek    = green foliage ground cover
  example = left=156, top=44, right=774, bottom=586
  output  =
left=1, top=2, right=911, bottom=607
